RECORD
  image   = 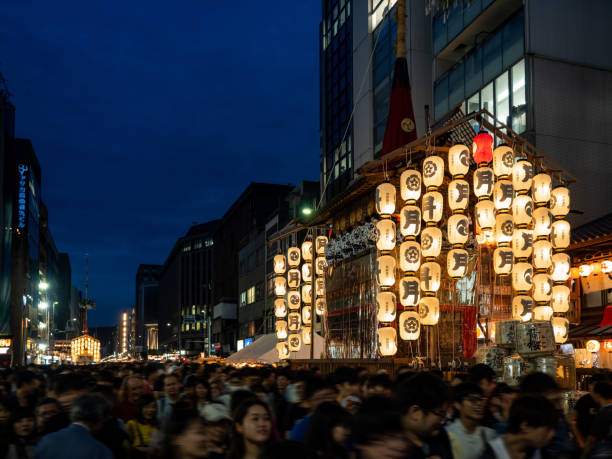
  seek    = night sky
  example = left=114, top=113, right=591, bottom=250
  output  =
left=0, top=1, right=321, bottom=326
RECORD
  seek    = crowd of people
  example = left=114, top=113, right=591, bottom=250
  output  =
left=0, top=362, right=611, bottom=459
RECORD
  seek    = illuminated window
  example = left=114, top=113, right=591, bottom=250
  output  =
left=240, top=291, right=247, bottom=307
left=247, top=286, right=256, bottom=304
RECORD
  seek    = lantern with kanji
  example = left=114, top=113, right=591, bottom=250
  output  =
left=533, top=240, right=553, bottom=270
left=512, top=295, right=534, bottom=322
left=476, top=200, right=496, bottom=231
left=287, top=269, right=301, bottom=289
left=315, top=298, right=326, bottom=316
left=376, top=255, right=396, bottom=287
left=419, top=296, right=440, bottom=325
left=551, top=220, right=571, bottom=249
left=400, top=170, right=422, bottom=202
left=472, top=130, right=493, bottom=164
left=301, top=240, right=313, bottom=262
left=274, top=276, right=287, bottom=296
left=301, top=306, right=312, bottom=326
left=512, top=195, right=533, bottom=226
left=512, top=160, right=534, bottom=192
left=315, top=257, right=327, bottom=276
left=493, top=145, right=514, bottom=177
left=399, top=311, right=421, bottom=341
left=551, top=285, right=570, bottom=313
left=421, top=227, right=442, bottom=259
left=287, top=247, right=301, bottom=267
left=288, top=333, right=302, bottom=352
left=287, top=312, right=301, bottom=332
left=474, top=167, right=495, bottom=198
left=494, top=180, right=514, bottom=211
left=552, top=317, right=569, bottom=344
left=399, top=276, right=420, bottom=307
left=420, top=262, right=441, bottom=293
left=400, top=205, right=422, bottom=237
left=376, top=182, right=397, bottom=216
left=533, top=173, right=552, bottom=204
left=534, top=306, right=553, bottom=321
left=423, top=156, right=444, bottom=188
left=376, top=219, right=397, bottom=251
left=277, top=342, right=289, bottom=360
left=315, top=235, right=328, bottom=255
left=550, top=187, right=570, bottom=217
left=301, top=284, right=312, bottom=304
left=551, top=253, right=571, bottom=282
left=512, top=228, right=534, bottom=258
left=449, top=144, right=470, bottom=177
left=494, top=247, right=514, bottom=276
left=274, top=255, right=287, bottom=274
left=422, top=191, right=443, bottom=223
left=533, top=273, right=553, bottom=302
left=495, top=214, right=514, bottom=245
left=512, top=263, right=533, bottom=292
left=287, top=290, right=301, bottom=310
left=302, top=327, right=312, bottom=345
left=533, top=207, right=553, bottom=238
left=448, top=214, right=470, bottom=246
left=447, top=248, right=469, bottom=279
left=301, top=263, right=313, bottom=283
left=448, top=180, right=470, bottom=211
left=377, top=327, right=397, bottom=356
left=399, top=241, right=421, bottom=273
left=274, top=299, right=287, bottom=318
left=376, top=291, right=397, bottom=322
left=276, top=321, right=288, bottom=339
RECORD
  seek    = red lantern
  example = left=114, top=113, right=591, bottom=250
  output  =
left=472, top=131, right=494, bottom=164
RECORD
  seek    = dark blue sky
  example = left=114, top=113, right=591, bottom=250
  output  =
left=0, top=1, right=321, bottom=326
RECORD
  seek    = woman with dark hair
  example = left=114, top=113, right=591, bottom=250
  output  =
left=195, top=377, right=211, bottom=416
left=304, top=402, right=351, bottom=459
left=4, top=407, right=36, bottom=459
left=228, top=399, right=273, bottom=459
left=157, top=407, right=207, bottom=459
left=126, top=394, right=159, bottom=458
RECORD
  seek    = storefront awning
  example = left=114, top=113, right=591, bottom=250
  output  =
left=569, top=320, right=612, bottom=340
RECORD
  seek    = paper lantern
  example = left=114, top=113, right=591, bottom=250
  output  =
left=448, top=144, right=470, bottom=177
left=533, top=207, right=553, bottom=238
left=448, top=214, right=470, bottom=246
left=421, top=227, right=442, bottom=259
left=472, top=131, right=493, bottom=164
left=302, top=327, right=312, bottom=345
left=314, top=277, right=326, bottom=297
left=287, top=247, right=301, bottom=267
left=512, top=262, right=533, bottom=291
left=420, top=262, right=441, bottom=293
left=605, top=340, right=612, bottom=352
left=288, top=333, right=302, bottom=352
left=376, top=291, right=397, bottom=322
left=552, top=317, right=569, bottom=344
left=399, top=241, right=421, bottom=273
left=533, top=240, right=553, bottom=270
left=493, top=145, right=514, bottom=177
left=315, top=298, right=326, bottom=316
left=315, top=235, right=328, bottom=255
left=301, top=241, right=313, bottom=262
left=551, top=253, right=571, bottom=282
left=315, top=257, right=327, bottom=276
left=533, top=174, right=552, bottom=203
left=586, top=340, right=600, bottom=353
left=287, top=269, right=301, bottom=289
left=276, top=321, right=288, bottom=339
left=512, top=160, right=533, bottom=192
left=550, top=187, right=570, bottom=217
left=376, top=219, right=397, bottom=251
left=512, top=295, right=534, bottom=322
left=277, top=342, right=289, bottom=360
left=534, top=306, right=553, bottom=321
left=301, top=306, right=312, bottom=325
left=400, top=205, right=422, bottom=237
left=399, top=276, right=420, bottom=307
left=301, top=264, right=313, bottom=283
left=448, top=179, right=470, bottom=211
left=551, top=220, right=571, bottom=249
left=274, top=276, right=287, bottom=296
left=495, top=214, right=514, bottom=245
left=376, top=182, right=396, bottom=216
left=474, top=167, right=495, bottom=198
left=494, top=180, right=514, bottom=211
left=512, top=228, right=533, bottom=259
left=287, top=290, right=301, bottom=310
left=494, top=247, right=514, bottom=275
left=592, top=263, right=602, bottom=275
left=376, top=255, right=396, bottom=287
left=476, top=200, right=495, bottom=230
left=512, top=195, right=533, bottom=226
left=533, top=273, right=553, bottom=302
left=274, top=255, right=287, bottom=274
left=579, top=264, right=593, bottom=277
left=419, top=296, right=440, bottom=325
left=601, top=261, right=612, bottom=273
left=301, top=284, right=312, bottom=304
left=447, top=248, right=469, bottom=279
left=400, top=170, right=422, bottom=202
left=399, top=311, right=421, bottom=341
left=287, top=312, right=301, bottom=331
left=551, top=285, right=570, bottom=313
left=377, top=327, right=397, bottom=356
left=422, top=155, right=444, bottom=188
left=422, top=191, right=443, bottom=223
left=274, top=299, right=287, bottom=318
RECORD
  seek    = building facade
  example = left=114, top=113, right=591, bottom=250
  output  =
left=135, top=264, right=161, bottom=353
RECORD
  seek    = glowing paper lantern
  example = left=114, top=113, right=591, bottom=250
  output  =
left=551, top=285, right=570, bottom=313
left=399, top=311, right=421, bottom=341
left=550, top=187, right=570, bottom=217
left=287, top=312, right=301, bottom=332
left=533, top=240, right=553, bottom=270
left=274, top=299, right=287, bottom=318
left=277, top=342, right=289, bottom=360
left=512, top=263, right=533, bottom=291
left=602, top=261, right=612, bottom=273
left=376, top=291, right=397, bottom=322
left=419, top=296, right=440, bottom=325
left=400, top=205, right=422, bottom=237
left=533, top=306, right=553, bottom=321
left=376, top=219, right=397, bottom=251
left=586, top=340, right=600, bottom=353
left=376, top=255, right=397, bottom=287
left=512, top=195, right=533, bottom=226
left=400, top=170, right=422, bottom=202
left=377, top=327, right=397, bottom=356
left=274, top=255, right=287, bottom=274
left=301, top=284, right=313, bottom=304
left=493, top=146, right=514, bottom=177
left=301, top=306, right=312, bottom=325
left=422, top=155, right=444, bottom=188
left=551, top=220, right=571, bottom=249
left=512, top=228, right=533, bottom=259
left=472, top=131, right=493, bottom=164
left=494, top=180, right=514, bottom=210
left=447, top=248, right=469, bottom=279
left=494, top=247, right=514, bottom=275
left=399, top=241, right=421, bottom=273
left=274, top=276, right=287, bottom=296
left=551, top=253, right=571, bottom=282
left=275, top=321, right=288, bottom=339
left=533, top=174, right=552, bottom=203
left=579, top=264, right=593, bottom=277
left=512, top=160, right=533, bottom=192
left=376, top=182, right=397, bottom=216
left=448, top=214, right=470, bottom=246
left=474, top=167, right=495, bottom=198
left=448, top=180, right=470, bottom=211
left=315, top=298, right=326, bottom=316
left=422, top=191, right=443, bottom=223
left=302, top=327, right=312, bottom=345
left=287, top=268, right=301, bottom=289
left=301, top=264, right=313, bottom=283
left=420, top=262, right=441, bottom=293
left=552, top=317, right=569, bottom=344
left=512, top=295, right=534, bottom=322
left=533, top=273, right=553, bottom=302
left=315, top=257, right=327, bottom=276
left=288, top=333, right=302, bottom=352
left=287, top=247, right=301, bottom=267
left=448, top=144, right=470, bottom=177
left=301, top=241, right=313, bottom=262
left=287, top=290, right=301, bottom=310
left=533, top=207, right=553, bottom=238
left=495, top=214, right=514, bottom=245
left=315, top=235, right=328, bottom=255
left=476, top=200, right=496, bottom=230
left=421, top=227, right=442, bottom=259
left=399, top=276, right=420, bottom=307
left=314, top=277, right=326, bottom=297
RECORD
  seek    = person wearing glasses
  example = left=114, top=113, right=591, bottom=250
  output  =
left=446, top=382, right=498, bottom=459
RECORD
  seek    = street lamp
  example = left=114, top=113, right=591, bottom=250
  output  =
left=38, top=301, right=48, bottom=310
left=39, top=281, right=49, bottom=291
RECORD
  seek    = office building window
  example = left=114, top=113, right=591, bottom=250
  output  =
left=511, top=59, right=526, bottom=133
left=495, top=72, right=510, bottom=128
left=240, top=291, right=247, bottom=307
left=247, top=286, right=256, bottom=304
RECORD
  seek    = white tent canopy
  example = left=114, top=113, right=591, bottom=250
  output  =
left=225, top=333, right=325, bottom=363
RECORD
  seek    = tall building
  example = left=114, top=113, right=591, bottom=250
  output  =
left=134, top=264, right=161, bottom=353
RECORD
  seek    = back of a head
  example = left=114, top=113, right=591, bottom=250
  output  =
left=468, top=364, right=496, bottom=384
left=305, top=401, right=351, bottom=449
left=70, top=393, right=111, bottom=425
left=230, top=390, right=257, bottom=416
left=507, top=395, right=559, bottom=433
left=303, top=375, right=333, bottom=400
left=367, top=373, right=392, bottom=390
left=394, top=372, right=451, bottom=414
left=519, top=372, right=559, bottom=395
left=593, top=381, right=612, bottom=400
left=15, top=370, right=36, bottom=389
left=261, top=440, right=315, bottom=459
left=352, top=395, right=403, bottom=446
left=452, top=382, right=483, bottom=403
left=330, top=366, right=358, bottom=386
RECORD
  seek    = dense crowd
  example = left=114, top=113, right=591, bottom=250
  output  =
left=0, top=362, right=611, bottom=459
